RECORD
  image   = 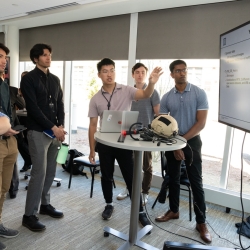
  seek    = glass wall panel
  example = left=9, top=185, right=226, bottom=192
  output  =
left=19, top=61, right=64, bottom=87
left=227, top=130, right=250, bottom=194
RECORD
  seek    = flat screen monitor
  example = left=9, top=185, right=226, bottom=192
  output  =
left=219, top=21, right=250, bottom=133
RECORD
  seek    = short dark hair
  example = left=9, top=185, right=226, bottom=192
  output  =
left=30, top=43, right=52, bottom=64
left=97, top=58, right=115, bottom=72
left=132, top=63, right=148, bottom=74
left=169, top=60, right=187, bottom=73
left=0, top=43, right=10, bottom=55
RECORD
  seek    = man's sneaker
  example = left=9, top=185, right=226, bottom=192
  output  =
left=0, top=224, right=19, bottom=238
left=139, top=212, right=151, bottom=235
left=9, top=191, right=17, bottom=199
left=20, top=165, right=31, bottom=172
left=142, top=193, right=148, bottom=206
left=102, top=205, right=114, bottom=220
left=40, top=204, right=64, bottom=218
left=117, top=188, right=129, bottom=200
left=22, top=215, right=46, bottom=232
left=0, top=242, right=6, bottom=250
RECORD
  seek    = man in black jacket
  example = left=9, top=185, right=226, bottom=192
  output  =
left=8, top=85, right=32, bottom=199
left=21, top=43, right=66, bottom=232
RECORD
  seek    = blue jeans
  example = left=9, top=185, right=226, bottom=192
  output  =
left=165, top=135, right=206, bottom=224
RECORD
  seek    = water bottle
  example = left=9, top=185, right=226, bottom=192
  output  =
left=56, top=143, right=69, bottom=164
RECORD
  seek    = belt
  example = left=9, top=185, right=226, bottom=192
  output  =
left=0, top=135, right=10, bottom=140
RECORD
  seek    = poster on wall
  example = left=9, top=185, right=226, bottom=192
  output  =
left=4, top=56, right=10, bottom=85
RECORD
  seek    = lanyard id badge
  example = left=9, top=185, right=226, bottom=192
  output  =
left=49, top=95, right=55, bottom=113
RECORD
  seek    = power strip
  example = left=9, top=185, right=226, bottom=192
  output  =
left=163, top=241, right=235, bottom=250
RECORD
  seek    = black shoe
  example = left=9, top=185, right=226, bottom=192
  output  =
left=20, top=165, right=31, bottom=172
left=158, top=188, right=167, bottom=204
left=247, top=216, right=250, bottom=224
left=0, top=241, right=6, bottom=250
left=22, top=215, right=46, bottom=232
left=40, top=204, right=64, bottom=218
left=235, top=222, right=241, bottom=228
left=102, top=205, right=114, bottom=220
left=9, top=191, right=17, bottom=199
left=139, top=212, right=151, bottom=235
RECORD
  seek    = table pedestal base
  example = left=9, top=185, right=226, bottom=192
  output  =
left=103, top=226, right=160, bottom=250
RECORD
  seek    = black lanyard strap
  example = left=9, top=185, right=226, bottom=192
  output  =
left=101, top=84, right=116, bottom=110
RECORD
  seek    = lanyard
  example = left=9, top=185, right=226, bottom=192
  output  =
left=44, top=75, right=52, bottom=101
left=101, top=84, right=116, bottom=110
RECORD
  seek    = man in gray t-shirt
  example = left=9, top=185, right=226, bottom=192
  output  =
left=117, top=63, right=160, bottom=205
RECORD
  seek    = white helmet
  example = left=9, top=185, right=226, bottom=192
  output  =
left=151, top=114, right=178, bottom=138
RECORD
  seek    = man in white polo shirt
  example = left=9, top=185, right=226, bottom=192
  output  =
left=88, top=58, right=162, bottom=231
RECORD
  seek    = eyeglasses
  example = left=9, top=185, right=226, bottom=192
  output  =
left=100, top=69, right=115, bottom=74
left=174, top=68, right=188, bottom=74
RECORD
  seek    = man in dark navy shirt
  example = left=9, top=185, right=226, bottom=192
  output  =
left=21, top=43, right=66, bottom=232
left=0, top=43, right=19, bottom=250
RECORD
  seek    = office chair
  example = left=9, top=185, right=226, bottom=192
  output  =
left=152, top=151, right=192, bottom=221
left=67, top=150, right=116, bottom=198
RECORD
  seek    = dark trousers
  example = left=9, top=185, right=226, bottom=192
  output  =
left=142, top=151, right=152, bottom=194
left=165, top=135, right=206, bottom=224
left=9, top=134, right=32, bottom=194
left=17, top=134, right=32, bottom=166
left=9, top=163, right=19, bottom=194
left=97, top=143, right=144, bottom=212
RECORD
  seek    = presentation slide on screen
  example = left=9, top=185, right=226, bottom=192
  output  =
left=219, top=22, right=250, bottom=132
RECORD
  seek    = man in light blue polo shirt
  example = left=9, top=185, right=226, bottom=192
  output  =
left=155, top=60, right=212, bottom=244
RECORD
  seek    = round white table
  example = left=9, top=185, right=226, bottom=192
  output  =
left=95, top=132, right=186, bottom=250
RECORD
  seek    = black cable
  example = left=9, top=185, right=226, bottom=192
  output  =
left=128, top=126, right=244, bottom=248
left=142, top=195, right=206, bottom=245
left=164, top=135, right=243, bottom=249
left=205, top=220, right=241, bottom=249
left=143, top=194, right=242, bottom=249
left=238, top=132, right=250, bottom=250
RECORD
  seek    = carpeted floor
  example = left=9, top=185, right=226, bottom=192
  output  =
left=1, top=156, right=250, bottom=250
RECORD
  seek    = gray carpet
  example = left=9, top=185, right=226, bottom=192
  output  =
left=1, top=156, right=249, bottom=250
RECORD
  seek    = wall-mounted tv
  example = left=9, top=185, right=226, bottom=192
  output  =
left=219, top=21, right=250, bottom=133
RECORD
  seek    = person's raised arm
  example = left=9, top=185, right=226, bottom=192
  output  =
left=88, top=117, right=98, bottom=164
left=134, top=67, right=163, bottom=100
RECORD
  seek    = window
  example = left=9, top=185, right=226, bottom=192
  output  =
left=19, top=61, right=63, bottom=86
